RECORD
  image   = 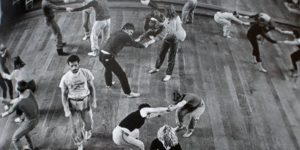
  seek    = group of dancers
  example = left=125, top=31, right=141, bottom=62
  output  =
left=0, top=0, right=299, bottom=150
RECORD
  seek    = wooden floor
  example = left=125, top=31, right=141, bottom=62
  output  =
left=0, top=2, right=300, bottom=150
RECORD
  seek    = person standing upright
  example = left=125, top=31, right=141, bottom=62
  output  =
left=68, top=0, right=111, bottom=57
left=42, top=0, right=69, bottom=56
left=59, top=55, right=97, bottom=150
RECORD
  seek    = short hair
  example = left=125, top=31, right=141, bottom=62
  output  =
left=67, top=55, right=80, bottom=64
left=17, top=81, right=28, bottom=93
left=138, top=103, right=151, bottom=110
left=122, top=23, right=135, bottom=31
left=164, top=5, right=177, bottom=19
left=13, top=56, right=25, bottom=69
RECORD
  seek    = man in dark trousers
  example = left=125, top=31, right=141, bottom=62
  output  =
left=0, top=81, right=39, bottom=150
left=42, top=0, right=69, bottom=56
left=99, top=23, right=146, bottom=98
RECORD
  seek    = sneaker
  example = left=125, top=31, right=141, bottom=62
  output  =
left=23, top=145, right=32, bottom=150
left=174, top=126, right=186, bottom=132
left=14, top=117, right=24, bottom=123
left=126, top=92, right=141, bottom=98
left=290, top=69, right=298, bottom=77
left=82, top=35, right=90, bottom=41
left=88, top=51, right=98, bottom=57
left=257, top=63, right=267, bottom=73
left=149, top=68, right=159, bottom=74
left=225, top=35, right=232, bottom=38
left=106, top=81, right=116, bottom=88
left=78, top=143, right=83, bottom=150
left=162, top=75, right=171, bottom=82
left=4, top=105, right=9, bottom=111
left=85, top=130, right=92, bottom=140
left=183, top=129, right=194, bottom=137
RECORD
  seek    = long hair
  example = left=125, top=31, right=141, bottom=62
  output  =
left=164, top=5, right=177, bottom=20
left=13, top=56, right=25, bottom=69
left=157, top=125, right=178, bottom=148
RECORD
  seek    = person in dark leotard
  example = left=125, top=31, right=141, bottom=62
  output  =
left=246, top=13, right=277, bottom=73
left=150, top=125, right=182, bottom=150
left=0, top=81, right=39, bottom=150
left=112, top=103, right=177, bottom=150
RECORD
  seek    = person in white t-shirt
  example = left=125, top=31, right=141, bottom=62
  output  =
left=214, top=11, right=249, bottom=38
left=59, top=55, right=96, bottom=150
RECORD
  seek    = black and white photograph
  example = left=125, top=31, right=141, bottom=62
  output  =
left=0, top=0, right=300, bottom=149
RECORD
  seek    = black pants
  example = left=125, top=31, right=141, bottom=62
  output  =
left=291, top=49, right=300, bottom=71
left=155, top=39, right=178, bottom=75
left=0, top=75, right=13, bottom=99
left=99, top=52, right=131, bottom=94
left=248, top=36, right=261, bottom=62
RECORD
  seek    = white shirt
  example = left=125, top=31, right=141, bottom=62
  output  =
left=214, top=12, right=243, bottom=24
left=59, top=68, right=94, bottom=99
left=163, top=16, right=186, bottom=41
left=3, top=65, right=33, bottom=82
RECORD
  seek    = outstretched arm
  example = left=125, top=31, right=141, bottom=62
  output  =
left=1, top=98, right=21, bottom=118
left=278, top=39, right=300, bottom=45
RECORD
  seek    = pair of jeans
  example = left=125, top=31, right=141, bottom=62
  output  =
left=91, top=19, right=111, bottom=51
left=99, top=52, right=131, bottom=94
left=12, top=118, right=38, bottom=150
left=155, top=39, right=179, bottom=75
left=46, top=18, right=63, bottom=49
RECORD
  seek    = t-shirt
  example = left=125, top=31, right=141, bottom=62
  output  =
left=150, top=138, right=182, bottom=150
left=73, top=0, right=110, bottom=21
left=103, top=30, right=145, bottom=56
left=5, top=65, right=33, bottom=82
left=214, top=12, right=243, bottom=24
left=119, top=110, right=146, bottom=131
left=163, top=16, right=186, bottom=42
left=181, top=93, right=204, bottom=112
left=59, top=68, right=94, bottom=99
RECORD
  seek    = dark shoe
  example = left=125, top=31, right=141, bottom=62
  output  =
left=57, top=49, right=70, bottom=56
left=62, top=42, right=67, bottom=47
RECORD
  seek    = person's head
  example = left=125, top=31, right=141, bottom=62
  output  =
left=138, top=103, right=151, bottom=110
left=258, top=13, right=271, bottom=25
left=13, top=56, right=25, bottom=69
left=164, top=5, right=177, bottom=20
left=122, top=23, right=135, bottom=36
left=293, top=30, right=300, bottom=38
left=0, top=44, right=7, bottom=55
left=172, top=89, right=184, bottom=104
left=67, top=55, right=80, bottom=74
left=233, top=11, right=239, bottom=17
left=157, top=125, right=178, bottom=148
left=153, top=9, right=161, bottom=18
left=16, top=81, right=28, bottom=93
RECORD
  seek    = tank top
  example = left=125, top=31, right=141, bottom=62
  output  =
left=119, top=110, right=146, bottom=131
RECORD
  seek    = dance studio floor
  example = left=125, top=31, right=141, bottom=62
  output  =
left=0, top=1, right=300, bottom=150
